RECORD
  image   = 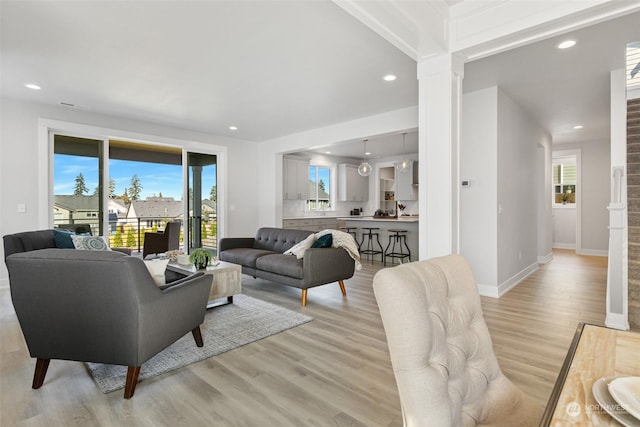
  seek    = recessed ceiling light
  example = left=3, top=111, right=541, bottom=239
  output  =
left=365, top=151, right=371, bottom=156
left=25, top=83, right=41, bottom=90
left=557, top=40, right=576, bottom=49
left=228, top=126, right=238, bottom=131
left=325, top=151, right=331, bottom=154
left=573, top=125, right=583, bottom=130
left=383, top=74, right=397, bottom=82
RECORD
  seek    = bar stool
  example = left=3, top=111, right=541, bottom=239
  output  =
left=360, top=227, right=384, bottom=264
left=339, top=226, right=358, bottom=244
left=384, top=229, right=411, bottom=266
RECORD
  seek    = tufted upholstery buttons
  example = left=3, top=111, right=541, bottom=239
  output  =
left=373, top=255, right=543, bottom=427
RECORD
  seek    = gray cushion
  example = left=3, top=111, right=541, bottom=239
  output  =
left=253, top=228, right=313, bottom=253
left=256, top=253, right=304, bottom=279
left=219, top=248, right=275, bottom=268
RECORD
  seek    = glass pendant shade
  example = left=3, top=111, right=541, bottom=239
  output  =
left=396, top=132, right=412, bottom=173
left=358, top=161, right=372, bottom=176
left=358, top=139, right=372, bottom=176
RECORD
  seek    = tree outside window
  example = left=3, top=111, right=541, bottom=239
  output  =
left=308, top=165, right=331, bottom=211
left=553, top=161, right=576, bottom=204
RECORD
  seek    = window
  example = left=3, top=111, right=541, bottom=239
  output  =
left=308, top=164, right=331, bottom=210
left=553, top=160, right=576, bottom=204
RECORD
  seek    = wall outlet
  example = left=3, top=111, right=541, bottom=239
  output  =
left=17, top=203, right=26, bottom=213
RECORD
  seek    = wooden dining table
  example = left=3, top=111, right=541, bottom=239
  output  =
left=541, top=323, right=640, bottom=426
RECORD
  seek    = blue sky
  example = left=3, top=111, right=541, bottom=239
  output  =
left=54, top=155, right=216, bottom=200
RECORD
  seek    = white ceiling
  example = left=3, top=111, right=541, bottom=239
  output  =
left=2, top=1, right=640, bottom=159
left=0, top=1, right=418, bottom=142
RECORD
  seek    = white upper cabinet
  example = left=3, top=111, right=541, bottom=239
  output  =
left=395, top=161, right=418, bottom=201
left=283, top=157, right=309, bottom=200
left=338, top=163, right=369, bottom=202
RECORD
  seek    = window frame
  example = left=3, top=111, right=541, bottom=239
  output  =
left=307, top=162, right=333, bottom=211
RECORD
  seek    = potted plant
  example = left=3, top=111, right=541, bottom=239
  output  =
left=189, top=248, right=211, bottom=270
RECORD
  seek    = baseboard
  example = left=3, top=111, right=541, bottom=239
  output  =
left=553, top=243, right=575, bottom=250
left=476, top=283, right=499, bottom=298
left=497, top=262, right=539, bottom=297
left=577, top=249, right=608, bottom=257
left=538, top=252, right=553, bottom=264
left=605, top=312, right=629, bottom=330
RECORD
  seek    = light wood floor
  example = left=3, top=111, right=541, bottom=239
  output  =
left=0, top=250, right=610, bottom=426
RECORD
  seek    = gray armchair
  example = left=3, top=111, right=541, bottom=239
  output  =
left=4, top=247, right=212, bottom=399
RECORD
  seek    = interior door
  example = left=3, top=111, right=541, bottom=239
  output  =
left=187, top=152, right=217, bottom=254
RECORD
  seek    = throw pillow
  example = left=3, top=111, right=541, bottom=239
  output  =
left=284, top=234, right=316, bottom=259
left=311, top=233, right=333, bottom=248
left=71, top=235, right=111, bottom=251
left=143, top=259, right=170, bottom=286
left=53, top=229, right=76, bottom=249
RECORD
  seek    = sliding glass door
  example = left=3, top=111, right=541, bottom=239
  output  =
left=187, top=152, right=217, bottom=254
left=53, top=135, right=104, bottom=236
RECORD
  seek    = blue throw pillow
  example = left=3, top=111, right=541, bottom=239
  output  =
left=53, top=229, right=76, bottom=249
left=311, top=233, right=332, bottom=248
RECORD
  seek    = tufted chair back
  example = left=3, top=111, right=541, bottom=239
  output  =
left=373, top=255, right=542, bottom=427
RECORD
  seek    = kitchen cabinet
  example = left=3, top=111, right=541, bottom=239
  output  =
left=395, top=161, right=418, bottom=201
left=283, top=157, right=309, bottom=200
left=282, top=218, right=345, bottom=231
left=338, top=163, right=369, bottom=202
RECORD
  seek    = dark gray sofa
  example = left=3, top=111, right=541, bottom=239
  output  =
left=219, top=227, right=355, bottom=306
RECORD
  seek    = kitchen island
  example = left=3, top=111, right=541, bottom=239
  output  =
left=338, top=216, right=419, bottom=262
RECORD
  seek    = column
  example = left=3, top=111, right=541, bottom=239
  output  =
left=417, top=53, right=464, bottom=260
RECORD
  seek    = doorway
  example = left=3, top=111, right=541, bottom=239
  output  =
left=552, top=150, right=581, bottom=252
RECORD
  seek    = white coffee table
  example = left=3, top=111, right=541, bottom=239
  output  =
left=167, top=260, right=242, bottom=308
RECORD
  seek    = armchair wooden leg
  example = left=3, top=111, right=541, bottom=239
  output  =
left=124, top=366, right=141, bottom=399
left=32, top=358, right=50, bottom=389
left=338, top=280, right=347, bottom=296
left=191, top=326, right=204, bottom=347
left=301, top=289, right=308, bottom=306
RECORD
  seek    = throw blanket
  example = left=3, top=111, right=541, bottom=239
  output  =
left=316, top=229, right=362, bottom=271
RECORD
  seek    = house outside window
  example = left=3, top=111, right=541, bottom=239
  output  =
left=553, top=160, right=576, bottom=204
left=308, top=164, right=331, bottom=211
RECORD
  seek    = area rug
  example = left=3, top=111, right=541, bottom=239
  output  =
left=86, top=294, right=313, bottom=394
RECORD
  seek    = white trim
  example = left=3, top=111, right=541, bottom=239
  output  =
left=497, top=262, right=539, bottom=297
left=552, top=149, right=582, bottom=254
left=538, top=252, right=553, bottom=264
left=476, top=261, right=538, bottom=298
left=577, top=248, right=608, bottom=257
left=605, top=312, right=630, bottom=331
left=0, top=278, right=8, bottom=289
left=553, top=243, right=576, bottom=250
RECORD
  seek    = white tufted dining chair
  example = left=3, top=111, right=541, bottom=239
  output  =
left=373, top=255, right=543, bottom=427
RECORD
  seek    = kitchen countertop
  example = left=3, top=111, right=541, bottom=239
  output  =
left=283, top=215, right=344, bottom=220
left=338, top=216, right=419, bottom=223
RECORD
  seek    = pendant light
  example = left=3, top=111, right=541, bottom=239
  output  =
left=396, top=132, right=413, bottom=173
left=357, top=139, right=372, bottom=177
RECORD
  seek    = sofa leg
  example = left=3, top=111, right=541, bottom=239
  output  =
left=192, top=326, right=204, bottom=347
left=301, top=289, right=308, bottom=306
left=32, top=358, right=50, bottom=389
left=124, top=366, right=141, bottom=399
left=338, top=280, right=347, bottom=296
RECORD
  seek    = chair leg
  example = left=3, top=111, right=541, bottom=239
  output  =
left=32, top=358, right=50, bottom=389
left=191, top=326, right=204, bottom=347
left=301, top=289, right=308, bottom=306
left=338, top=280, right=347, bottom=296
left=124, top=366, right=141, bottom=399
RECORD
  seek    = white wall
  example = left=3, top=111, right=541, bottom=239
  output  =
left=497, top=88, right=546, bottom=288
left=553, top=207, right=577, bottom=248
left=257, top=106, right=419, bottom=228
left=460, top=86, right=551, bottom=297
left=0, top=98, right=260, bottom=286
left=554, top=140, right=610, bottom=255
left=460, top=87, right=498, bottom=290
